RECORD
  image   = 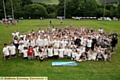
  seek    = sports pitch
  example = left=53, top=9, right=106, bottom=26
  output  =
left=0, top=19, right=120, bottom=80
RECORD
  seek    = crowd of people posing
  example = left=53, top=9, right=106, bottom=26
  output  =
left=2, top=26, right=118, bottom=62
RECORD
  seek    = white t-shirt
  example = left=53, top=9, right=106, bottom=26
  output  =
left=54, top=49, right=59, bottom=55
left=8, top=45, right=16, bottom=55
left=48, top=48, right=53, bottom=57
left=43, top=38, right=49, bottom=46
left=33, top=47, right=39, bottom=56
left=87, top=51, right=93, bottom=60
left=36, top=38, right=43, bottom=47
left=18, top=45, right=24, bottom=53
left=30, top=39, right=35, bottom=47
left=87, top=39, right=92, bottom=47
left=92, top=52, right=97, bottom=60
left=23, top=49, right=28, bottom=57
left=103, top=54, right=107, bottom=59
left=64, top=48, right=68, bottom=55
left=80, top=37, right=84, bottom=45
left=54, top=40, right=60, bottom=48
left=12, top=32, right=19, bottom=37
left=71, top=51, right=76, bottom=58
left=3, top=46, right=10, bottom=56
left=43, top=48, right=48, bottom=56
left=13, top=40, right=18, bottom=44
left=24, top=40, right=29, bottom=47
left=83, top=38, right=87, bottom=47
left=39, top=52, right=43, bottom=57
left=19, top=40, right=24, bottom=44
left=59, top=48, right=64, bottom=58
left=80, top=47, right=86, bottom=53
left=67, top=49, right=72, bottom=57
left=75, top=53, right=81, bottom=61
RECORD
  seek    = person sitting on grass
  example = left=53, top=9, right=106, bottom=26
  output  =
left=38, top=47, right=44, bottom=62
left=74, top=50, right=82, bottom=62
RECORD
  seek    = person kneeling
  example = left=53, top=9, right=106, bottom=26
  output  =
left=38, top=47, right=44, bottom=62
left=28, top=46, right=34, bottom=60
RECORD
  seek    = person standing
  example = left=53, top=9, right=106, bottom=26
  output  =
left=50, top=20, right=52, bottom=26
left=111, top=35, right=118, bottom=52
left=2, top=44, right=10, bottom=60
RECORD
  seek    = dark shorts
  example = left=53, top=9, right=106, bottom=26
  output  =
left=111, top=44, right=116, bottom=47
left=23, top=57, right=28, bottom=59
left=67, top=56, right=71, bottom=59
left=54, top=55, right=58, bottom=59
left=13, top=43, right=19, bottom=48
left=4, top=55, right=10, bottom=59
left=11, top=54, right=16, bottom=57
left=48, top=56, right=53, bottom=59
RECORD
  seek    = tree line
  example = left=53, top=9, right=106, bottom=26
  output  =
left=0, top=0, right=120, bottom=19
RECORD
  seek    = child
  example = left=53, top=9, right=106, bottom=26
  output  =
left=9, top=42, right=16, bottom=58
left=87, top=49, right=93, bottom=61
left=91, top=50, right=97, bottom=61
left=23, top=47, right=28, bottom=59
left=18, top=42, right=24, bottom=57
left=43, top=46, right=48, bottom=60
left=74, top=50, right=81, bottom=62
left=80, top=52, right=87, bottom=62
left=2, top=44, right=10, bottom=60
left=59, top=46, right=64, bottom=59
left=47, top=46, right=53, bottom=59
left=38, top=47, right=44, bottom=62
left=28, top=46, right=34, bottom=60
left=53, top=46, right=59, bottom=59
left=33, top=46, right=39, bottom=59
left=67, top=47, right=72, bottom=59
left=71, top=49, right=76, bottom=60
left=64, top=46, right=68, bottom=58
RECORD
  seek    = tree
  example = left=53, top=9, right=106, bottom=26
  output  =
left=23, top=4, right=48, bottom=19
left=83, top=0, right=98, bottom=17
left=0, top=0, right=4, bottom=19
left=57, top=0, right=64, bottom=16
left=21, top=0, right=32, bottom=7
left=117, top=2, right=120, bottom=18
left=5, top=0, right=23, bottom=19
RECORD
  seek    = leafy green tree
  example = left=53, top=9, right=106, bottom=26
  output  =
left=117, top=2, right=120, bottom=18
left=57, top=0, right=64, bottom=16
left=23, top=4, right=48, bottom=19
left=5, top=0, right=22, bottom=18
left=0, top=0, right=4, bottom=19
left=21, top=0, right=32, bottom=7
left=83, top=0, right=98, bottom=17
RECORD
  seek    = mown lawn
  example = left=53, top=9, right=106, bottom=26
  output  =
left=0, top=19, right=120, bottom=80
left=37, top=0, right=59, bottom=4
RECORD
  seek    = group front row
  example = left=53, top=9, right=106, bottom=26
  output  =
left=2, top=42, right=112, bottom=62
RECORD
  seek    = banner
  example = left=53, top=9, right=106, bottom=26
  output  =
left=52, top=61, right=78, bottom=66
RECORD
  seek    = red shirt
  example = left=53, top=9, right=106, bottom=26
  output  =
left=28, top=48, right=34, bottom=56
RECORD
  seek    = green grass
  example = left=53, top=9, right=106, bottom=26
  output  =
left=0, top=20, right=120, bottom=80
left=37, top=0, right=59, bottom=4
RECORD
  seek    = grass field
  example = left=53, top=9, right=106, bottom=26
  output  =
left=35, top=0, right=59, bottom=4
left=0, top=20, right=120, bottom=80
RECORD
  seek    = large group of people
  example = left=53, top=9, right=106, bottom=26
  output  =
left=2, top=25, right=118, bottom=62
